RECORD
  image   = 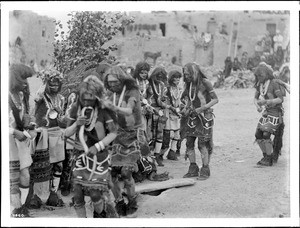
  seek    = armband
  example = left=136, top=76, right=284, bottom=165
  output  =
left=94, top=143, right=101, bottom=152
left=98, top=141, right=105, bottom=151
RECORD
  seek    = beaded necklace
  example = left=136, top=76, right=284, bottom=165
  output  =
left=84, top=107, right=98, bottom=132
left=152, top=81, right=161, bottom=97
left=189, top=83, right=196, bottom=102
left=113, top=85, right=126, bottom=108
left=171, top=86, right=181, bottom=100
left=260, top=79, right=270, bottom=97
left=136, top=79, right=147, bottom=96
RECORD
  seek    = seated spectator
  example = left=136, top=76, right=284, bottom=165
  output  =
left=232, top=57, right=242, bottom=71
left=223, top=56, right=232, bottom=78
left=240, top=52, right=248, bottom=70
left=247, top=57, right=255, bottom=71
left=273, top=29, right=283, bottom=53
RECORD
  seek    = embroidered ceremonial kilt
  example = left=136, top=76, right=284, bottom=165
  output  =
left=257, top=114, right=282, bottom=134
left=150, top=113, right=168, bottom=142
left=111, top=127, right=143, bottom=171
left=181, top=109, right=214, bottom=141
left=30, top=148, right=52, bottom=183
left=30, top=130, right=52, bottom=183
left=72, top=149, right=111, bottom=192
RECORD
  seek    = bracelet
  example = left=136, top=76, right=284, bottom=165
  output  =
left=94, top=143, right=101, bottom=152
left=98, top=141, right=105, bottom=151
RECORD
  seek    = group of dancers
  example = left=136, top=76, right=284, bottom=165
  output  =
left=8, top=58, right=286, bottom=218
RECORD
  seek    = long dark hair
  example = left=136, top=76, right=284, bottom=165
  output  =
left=148, top=66, right=168, bottom=85
left=9, top=64, right=34, bottom=130
left=168, top=70, right=182, bottom=87
left=9, top=64, right=34, bottom=112
left=95, top=62, right=111, bottom=81
left=254, top=62, right=274, bottom=88
left=182, top=62, right=207, bottom=89
left=133, top=61, right=151, bottom=80
left=104, top=65, right=138, bottom=91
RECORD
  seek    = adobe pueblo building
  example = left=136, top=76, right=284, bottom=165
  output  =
left=9, top=10, right=55, bottom=70
left=111, top=11, right=289, bottom=69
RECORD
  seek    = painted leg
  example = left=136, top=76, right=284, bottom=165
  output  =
left=74, top=204, right=87, bottom=218
left=258, top=139, right=273, bottom=166
left=122, top=168, right=138, bottom=215
left=46, top=162, right=64, bottom=207
left=111, top=177, right=126, bottom=217
left=90, top=189, right=103, bottom=215
left=183, top=137, right=199, bottom=178
left=154, top=140, right=164, bottom=166
left=255, top=129, right=267, bottom=165
left=197, top=143, right=210, bottom=181
left=183, top=149, right=199, bottom=178
left=161, top=129, right=170, bottom=155
left=256, top=139, right=267, bottom=157
left=167, top=139, right=178, bottom=160
left=19, top=167, right=30, bottom=206
left=73, top=184, right=86, bottom=218
left=176, top=138, right=182, bottom=156
left=103, top=191, right=119, bottom=218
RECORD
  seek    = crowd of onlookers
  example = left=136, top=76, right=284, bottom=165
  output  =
left=217, top=29, right=289, bottom=89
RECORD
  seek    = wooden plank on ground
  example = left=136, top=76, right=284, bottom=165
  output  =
left=135, top=178, right=196, bottom=194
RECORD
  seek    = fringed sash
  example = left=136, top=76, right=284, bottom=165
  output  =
left=111, top=127, right=142, bottom=170
left=30, top=129, right=52, bottom=183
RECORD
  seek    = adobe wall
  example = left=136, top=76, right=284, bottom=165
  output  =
left=114, top=11, right=289, bottom=68
left=9, top=10, right=55, bottom=69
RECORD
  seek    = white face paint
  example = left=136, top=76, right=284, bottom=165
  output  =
left=139, top=70, right=148, bottom=80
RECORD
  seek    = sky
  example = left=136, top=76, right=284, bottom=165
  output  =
left=31, top=10, right=71, bottom=33
left=30, top=9, right=152, bottom=35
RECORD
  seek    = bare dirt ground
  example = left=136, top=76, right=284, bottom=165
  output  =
left=25, top=79, right=290, bottom=219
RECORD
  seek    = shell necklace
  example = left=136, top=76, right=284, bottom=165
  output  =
left=152, top=81, right=161, bottom=96
left=189, top=83, right=196, bottom=102
left=136, top=79, right=147, bottom=96
left=171, top=86, right=181, bottom=100
left=44, top=93, right=62, bottom=122
left=113, top=85, right=126, bottom=107
left=260, top=79, right=270, bottom=97
left=44, top=93, right=61, bottom=110
left=77, top=106, right=98, bottom=132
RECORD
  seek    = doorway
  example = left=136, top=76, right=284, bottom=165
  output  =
left=159, top=23, right=166, bottom=37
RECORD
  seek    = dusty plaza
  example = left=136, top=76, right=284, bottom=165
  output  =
left=1, top=1, right=299, bottom=227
